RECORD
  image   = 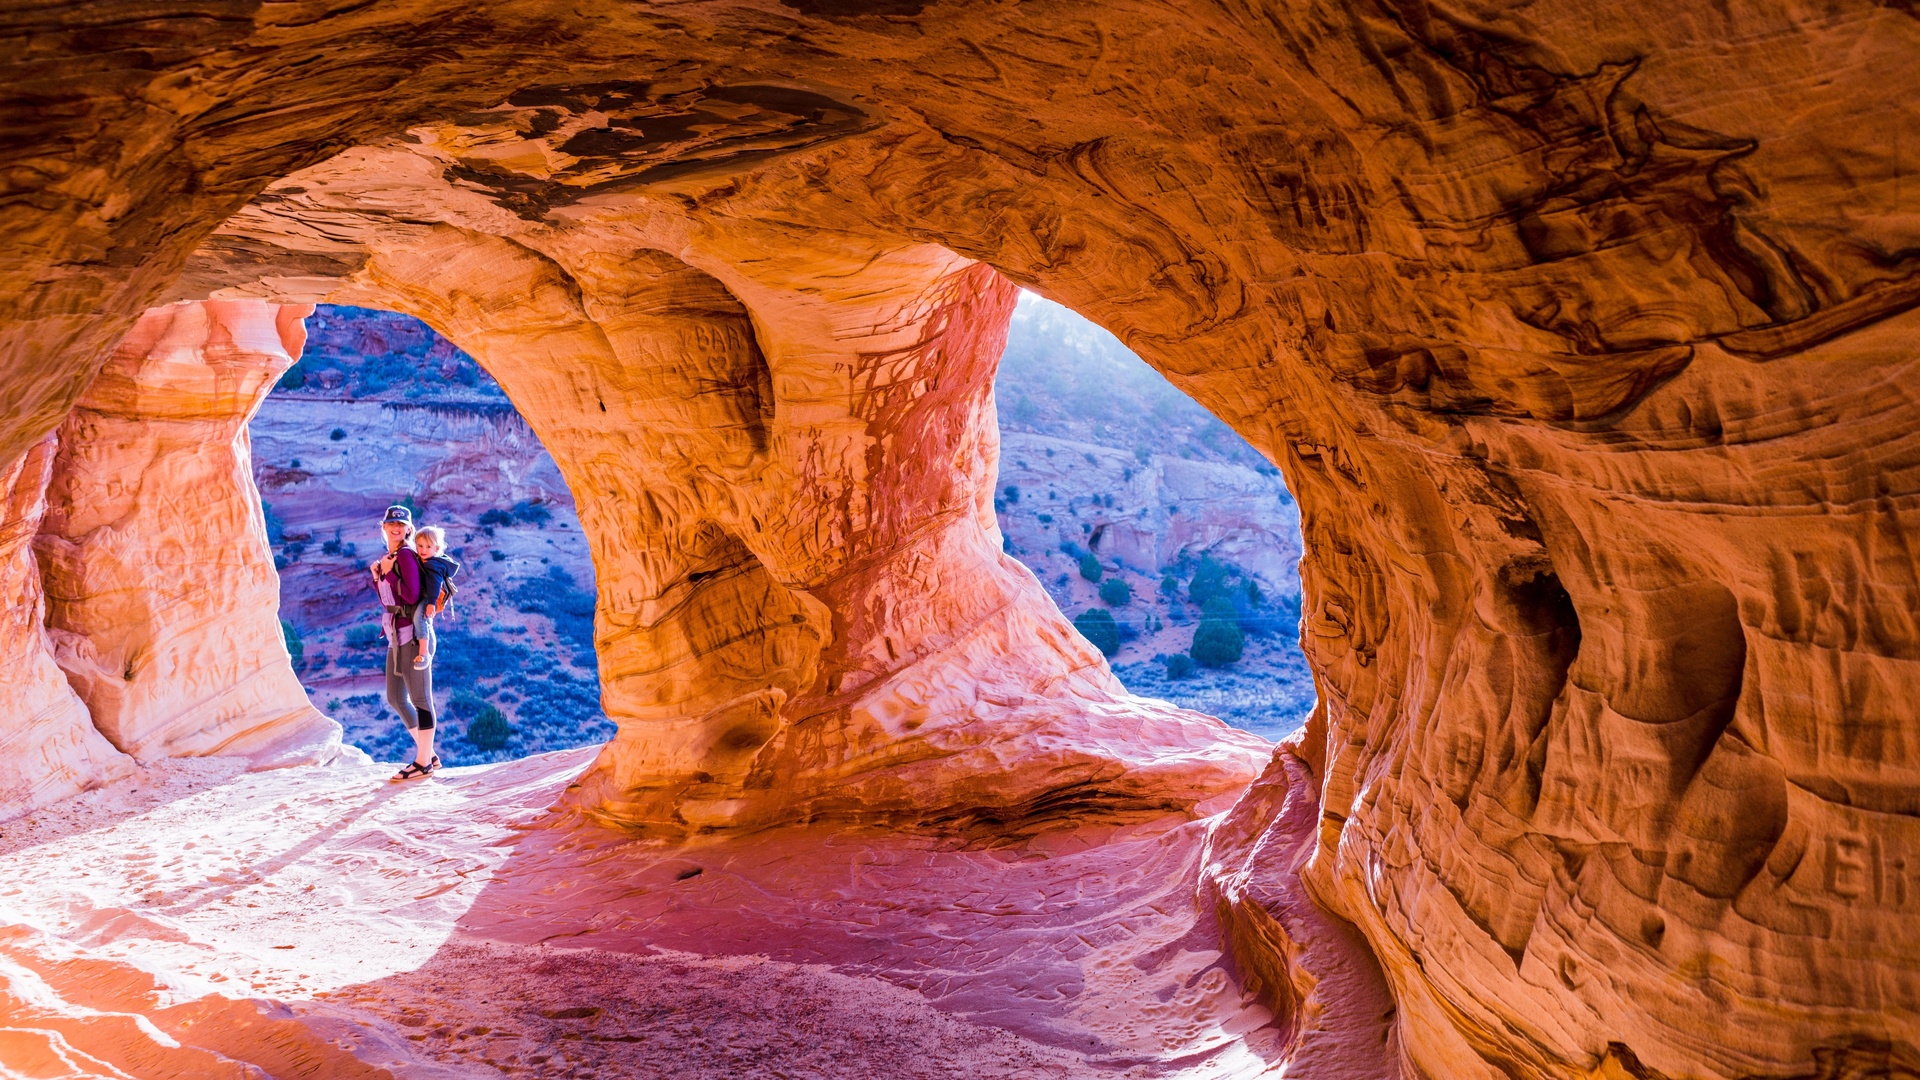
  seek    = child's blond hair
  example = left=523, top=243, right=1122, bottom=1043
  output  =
left=414, top=525, right=446, bottom=551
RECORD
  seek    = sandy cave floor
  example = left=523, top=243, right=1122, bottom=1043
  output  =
left=0, top=749, right=1285, bottom=1078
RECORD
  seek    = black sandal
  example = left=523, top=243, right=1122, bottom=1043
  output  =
left=392, top=760, right=433, bottom=781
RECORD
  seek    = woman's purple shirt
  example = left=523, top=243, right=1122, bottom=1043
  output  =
left=379, top=547, right=423, bottom=605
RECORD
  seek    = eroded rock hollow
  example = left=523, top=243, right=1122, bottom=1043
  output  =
left=3, top=0, right=1916, bottom=1076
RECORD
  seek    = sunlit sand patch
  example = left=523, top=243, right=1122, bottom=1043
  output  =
left=0, top=748, right=1284, bottom=1076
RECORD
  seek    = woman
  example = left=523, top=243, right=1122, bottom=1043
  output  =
left=369, top=504, right=438, bottom=780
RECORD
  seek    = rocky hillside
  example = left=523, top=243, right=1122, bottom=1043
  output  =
left=992, top=294, right=1312, bottom=735
left=255, top=299, right=1311, bottom=760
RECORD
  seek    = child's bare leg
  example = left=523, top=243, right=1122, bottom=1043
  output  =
left=412, top=607, right=433, bottom=668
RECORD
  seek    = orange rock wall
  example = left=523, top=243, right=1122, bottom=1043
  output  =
left=2, top=1, right=1916, bottom=1076
left=34, top=300, right=342, bottom=765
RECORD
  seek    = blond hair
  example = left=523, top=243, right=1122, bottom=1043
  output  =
left=414, top=525, right=446, bottom=551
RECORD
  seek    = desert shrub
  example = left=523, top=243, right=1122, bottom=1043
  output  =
left=344, top=624, right=383, bottom=649
left=1277, top=592, right=1303, bottom=629
left=1188, top=556, right=1231, bottom=607
left=509, top=499, right=552, bottom=527
left=448, top=690, right=486, bottom=720
left=479, top=508, right=513, bottom=527
left=1099, top=578, right=1131, bottom=606
left=329, top=427, right=347, bottom=441
left=490, top=549, right=506, bottom=561
left=1190, top=596, right=1245, bottom=668
left=510, top=566, right=597, bottom=668
left=466, top=705, right=511, bottom=750
left=277, top=361, right=308, bottom=391
left=261, top=501, right=286, bottom=545
left=1078, top=553, right=1103, bottom=583
left=1073, top=608, right=1121, bottom=657
left=1037, top=513, right=1052, bottom=524
left=1003, top=485, right=1019, bottom=503
left=1164, top=653, right=1195, bottom=679
left=279, top=619, right=304, bottom=668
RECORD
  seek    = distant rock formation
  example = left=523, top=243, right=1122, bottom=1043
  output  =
left=1, top=3, right=1914, bottom=1076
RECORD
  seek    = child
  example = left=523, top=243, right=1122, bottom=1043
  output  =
left=410, top=526, right=462, bottom=669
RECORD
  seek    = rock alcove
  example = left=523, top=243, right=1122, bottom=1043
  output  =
left=3, top=3, right=1917, bottom=1077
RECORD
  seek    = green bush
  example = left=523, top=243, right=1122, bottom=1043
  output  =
left=449, top=690, right=486, bottom=720
left=279, top=619, right=304, bottom=668
left=1188, top=556, right=1230, bottom=607
left=344, top=624, right=383, bottom=649
left=467, top=705, right=512, bottom=750
left=1190, top=596, right=1244, bottom=668
left=1164, top=653, right=1195, bottom=679
left=1078, top=553, right=1103, bottom=583
left=510, top=499, right=552, bottom=527
left=1003, top=485, right=1020, bottom=504
left=1099, top=578, right=1132, bottom=606
left=1073, top=608, right=1121, bottom=657
left=261, top=501, right=286, bottom=546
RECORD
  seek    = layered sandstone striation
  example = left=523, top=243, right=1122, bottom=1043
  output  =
left=2, top=1, right=1917, bottom=1077
left=0, top=437, right=131, bottom=816
left=34, top=300, right=343, bottom=766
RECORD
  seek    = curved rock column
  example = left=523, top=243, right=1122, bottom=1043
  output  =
left=0, top=437, right=132, bottom=818
left=33, top=299, right=342, bottom=765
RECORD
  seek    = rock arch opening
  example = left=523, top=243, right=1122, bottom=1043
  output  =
left=993, top=292, right=1315, bottom=740
left=254, top=304, right=612, bottom=765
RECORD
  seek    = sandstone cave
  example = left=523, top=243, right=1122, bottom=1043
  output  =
left=2, top=3, right=1916, bottom=1077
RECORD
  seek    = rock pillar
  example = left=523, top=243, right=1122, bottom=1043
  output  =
left=33, top=300, right=342, bottom=765
left=0, top=436, right=132, bottom=818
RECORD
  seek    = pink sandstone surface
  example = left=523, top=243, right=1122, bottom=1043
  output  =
left=1, top=1, right=1916, bottom=1076
left=34, top=299, right=345, bottom=767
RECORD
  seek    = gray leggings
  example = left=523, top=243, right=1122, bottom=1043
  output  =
left=385, top=641, right=436, bottom=730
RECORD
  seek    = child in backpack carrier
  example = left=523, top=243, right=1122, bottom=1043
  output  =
left=410, top=526, right=462, bottom=670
